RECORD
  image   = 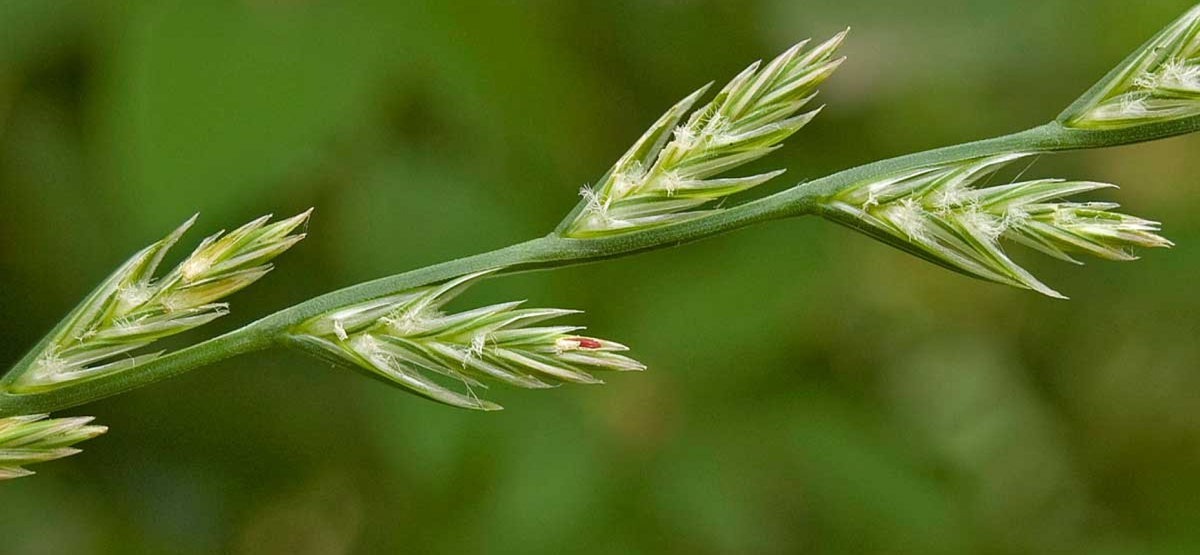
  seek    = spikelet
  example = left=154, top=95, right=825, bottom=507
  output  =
left=292, top=271, right=645, bottom=411
left=0, top=414, right=107, bottom=480
left=6, top=211, right=311, bottom=393
left=1063, top=5, right=1200, bottom=128
left=820, top=154, right=1172, bottom=298
left=562, top=31, right=848, bottom=237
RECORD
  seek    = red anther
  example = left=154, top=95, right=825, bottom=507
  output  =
left=568, top=337, right=603, bottom=349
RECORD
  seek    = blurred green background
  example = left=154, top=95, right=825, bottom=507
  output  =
left=2, top=1, right=1199, bottom=554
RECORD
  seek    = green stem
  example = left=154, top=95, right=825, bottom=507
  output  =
left=3, top=118, right=1198, bottom=417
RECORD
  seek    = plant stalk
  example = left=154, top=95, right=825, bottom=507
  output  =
left=3, top=118, right=1198, bottom=417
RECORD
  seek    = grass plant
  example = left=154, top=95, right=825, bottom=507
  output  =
left=3, top=6, right=1200, bottom=479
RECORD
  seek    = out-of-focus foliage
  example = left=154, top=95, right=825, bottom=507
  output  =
left=1, top=1, right=1198, bottom=554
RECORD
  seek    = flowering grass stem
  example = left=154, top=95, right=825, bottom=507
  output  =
left=5, top=5, right=1200, bottom=478
left=2, top=116, right=1194, bottom=418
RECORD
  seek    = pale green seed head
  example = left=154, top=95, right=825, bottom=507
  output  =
left=822, top=154, right=1172, bottom=298
left=1063, top=5, right=1200, bottom=129
left=0, top=414, right=107, bottom=480
left=294, top=271, right=645, bottom=411
left=563, top=31, right=848, bottom=237
left=6, top=211, right=310, bottom=394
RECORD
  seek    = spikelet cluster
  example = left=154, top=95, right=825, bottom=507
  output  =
left=821, top=154, right=1172, bottom=298
left=0, top=414, right=107, bottom=480
left=562, top=31, right=847, bottom=237
left=1065, top=5, right=1200, bottom=128
left=292, top=271, right=644, bottom=411
left=7, top=212, right=310, bottom=393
